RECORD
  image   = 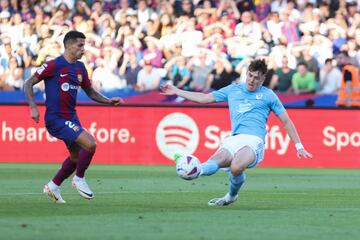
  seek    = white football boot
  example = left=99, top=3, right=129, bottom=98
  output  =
left=43, top=181, right=66, bottom=204
left=72, top=175, right=94, bottom=200
left=208, top=192, right=238, bottom=206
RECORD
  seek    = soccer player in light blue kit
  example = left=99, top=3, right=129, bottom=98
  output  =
left=160, top=59, right=313, bottom=206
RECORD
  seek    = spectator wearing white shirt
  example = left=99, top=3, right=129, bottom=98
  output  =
left=92, top=58, right=126, bottom=92
left=114, top=0, right=136, bottom=23
left=266, top=11, right=283, bottom=44
left=229, top=11, right=263, bottom=58
left=0, top=10, right=11, bottom=36
left=137, top=0, right=158, bottom=31
left=271, top=0, right=288, bottom=14
left=9, top=13, right=24, bottom=47
left=0, top=37, right=11, bottom=70
left=286, top=0, right=301, bottom=23
left=54, top=0, right=74, bottom=10
left=318, top=58, right=342, bottom=94
left=21, top=23, right=38, bottom=56
left=136, top=60, right=161, bottom=92
left=0, top=56, right=24, bottom=90
left=179, top=20, right=203, bottom=57
left=234, top=11, right=262, bottom=40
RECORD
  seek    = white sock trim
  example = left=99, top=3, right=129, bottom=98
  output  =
left=48, top=180, right=59, bottom=189
left=74, top=175, right=84, bottom=180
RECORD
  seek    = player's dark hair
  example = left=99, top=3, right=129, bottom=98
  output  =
left=248, top=59, right=267, bottom=75
left=63, top=30, right=86, bottom=48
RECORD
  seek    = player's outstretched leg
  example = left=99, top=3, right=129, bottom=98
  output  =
left=201, top=148, right=232, bottom=177
left=208, top=172, right=246, bottom=206
left=72, top=149, right=95, bottom=200
left=200, top=159, right=220, bottom=176
left=43, top=180, right=66, bottom=204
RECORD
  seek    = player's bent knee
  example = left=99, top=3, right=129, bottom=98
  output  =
left=82, top=132, right=97, bottom=152
left=88, top=141, right=96, bottom=152
left=210, top=148, right=233, bottom=167
left=230, top=164, right=245, bottom=177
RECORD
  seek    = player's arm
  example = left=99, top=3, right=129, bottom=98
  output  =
left=24, top=75, right=42, bottom=123
left=277, top=111, right=313, bottom=159
left=160, top=84, right=215, bottom=104
left=82, top=86, right=124, bottom=105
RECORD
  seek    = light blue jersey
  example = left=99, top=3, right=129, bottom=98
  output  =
left=211, top=83, right=286, bottom=141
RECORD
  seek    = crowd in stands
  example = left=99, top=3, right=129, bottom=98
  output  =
left=0, top=0, right=359, bottom=97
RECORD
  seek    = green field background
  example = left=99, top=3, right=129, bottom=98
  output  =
left=0, top=163, right=359, bottom=240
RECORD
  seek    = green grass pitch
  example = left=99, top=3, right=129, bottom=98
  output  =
left=0, top=163, right=360, bottom=240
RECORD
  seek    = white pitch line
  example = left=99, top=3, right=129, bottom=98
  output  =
left=2, top=191, right=341, bottom=197
left=0, top=190, right=194, bottom=197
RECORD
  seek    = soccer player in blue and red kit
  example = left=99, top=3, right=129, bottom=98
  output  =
left=24, top=31, right=124, bottom=203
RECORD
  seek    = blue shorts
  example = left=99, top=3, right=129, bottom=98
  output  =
left=46, top=117, right=84, bottom=148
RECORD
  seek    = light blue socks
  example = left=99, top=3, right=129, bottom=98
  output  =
left=201, top=159, right=220, bottom=176
left=201, top=160, right=246, bottom=197
left=229, top=173, right=246, bottom=197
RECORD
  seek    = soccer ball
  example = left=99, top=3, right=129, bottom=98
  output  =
left=175, top=154, right=202, bottom=180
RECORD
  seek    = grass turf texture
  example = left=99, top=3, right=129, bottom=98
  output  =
left=0, top=163, right=359, bottom=240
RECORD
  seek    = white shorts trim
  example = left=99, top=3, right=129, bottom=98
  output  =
left=219, top=134, right=265, bottom=168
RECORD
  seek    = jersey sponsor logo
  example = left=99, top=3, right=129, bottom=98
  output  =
left=61, top=82, right=79, bottom=92
left=36, top=63, right=47, bottom=74
left=156, top=113, right=199, bottom=160
left=237, top=99, right=253, bottom=113
left=60, top=73, right=68, bottom=77
left=65, top=121, right=80, bottom=132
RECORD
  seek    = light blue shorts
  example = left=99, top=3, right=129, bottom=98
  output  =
left=219, top=134, right=265, bottom=168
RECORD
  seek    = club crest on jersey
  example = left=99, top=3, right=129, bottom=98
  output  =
left=65, top=121, right=80, bottom=132
left=61, top=82, right=79, bottom=91
left=77, top=74, right=82, bottom=83
left=61, top=82, right=70, bottom=91
left=256, top=93, right=263, bottom=100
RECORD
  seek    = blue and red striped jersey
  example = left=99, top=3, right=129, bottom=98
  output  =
left=35, top=56, right=91, bottom=121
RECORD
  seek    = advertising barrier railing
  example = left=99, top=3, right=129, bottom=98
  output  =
left=0, top=105, right=359, bottom=168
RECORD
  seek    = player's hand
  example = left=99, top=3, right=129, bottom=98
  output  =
left=160, top=84, right=178, bottom=95
left=297, top=148, right=313, bottom=159
left=109, top=97, right=124, bottom=106
left=30, top=106, right=40, bottom=123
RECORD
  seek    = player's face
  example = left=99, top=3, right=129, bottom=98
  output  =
left=68, top=38, right=85, bottom=60
left=246, top=70, right=265, bottom=92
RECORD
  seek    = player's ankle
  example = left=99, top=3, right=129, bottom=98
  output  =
left=48, top=180, right=59, bottom=189
left=226, top=192, right=237, bottom=200
left=74, top=175, right=84, bottom=180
